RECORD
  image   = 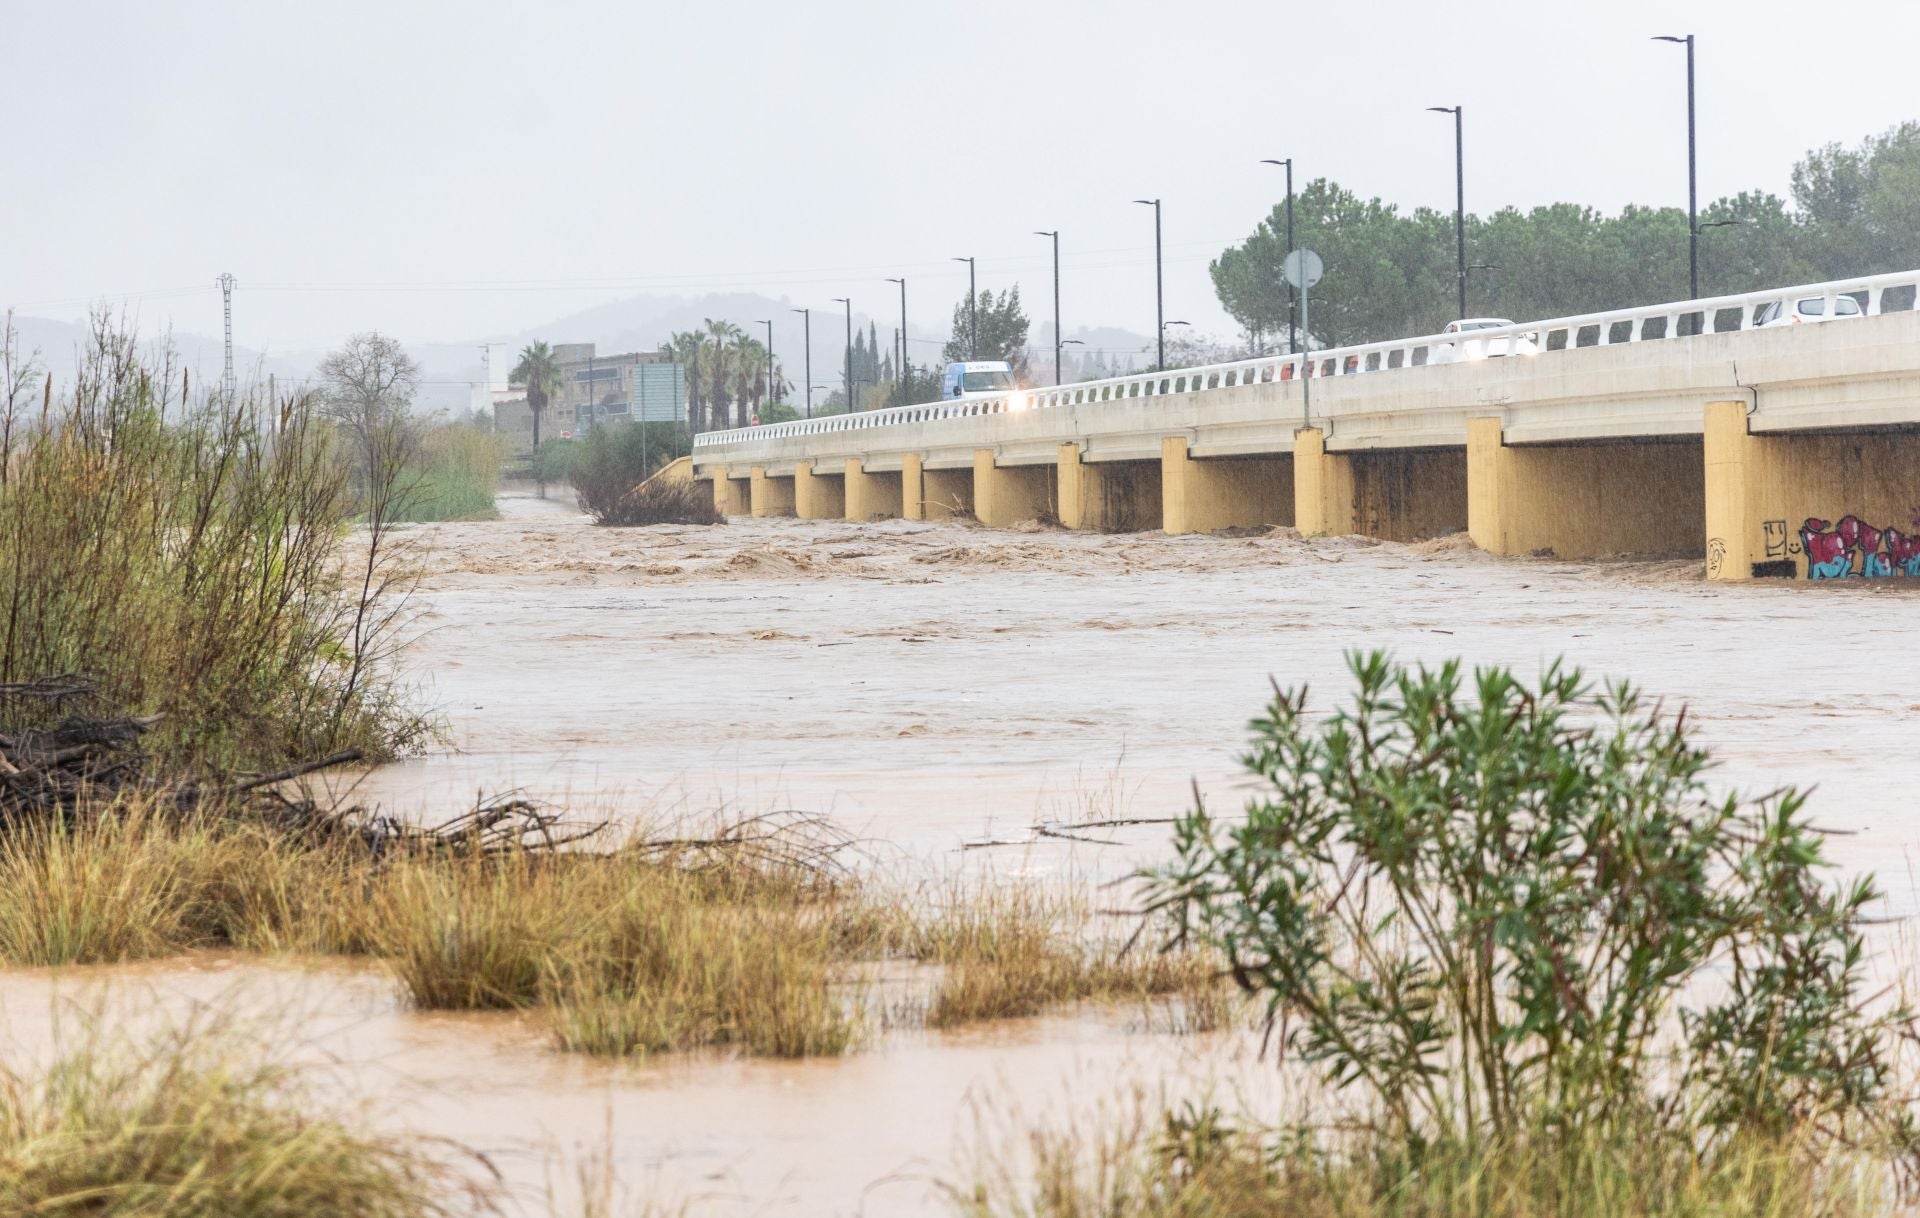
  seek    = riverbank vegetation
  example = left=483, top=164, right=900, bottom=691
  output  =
left=566, top=422, right=713, bottom=525
left=0, top=320, right=431, bottom=771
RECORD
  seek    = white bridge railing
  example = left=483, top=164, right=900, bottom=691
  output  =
left=692, top=270, right=1920, bottom=453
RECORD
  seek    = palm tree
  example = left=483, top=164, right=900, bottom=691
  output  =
left=663, top=330, right=708, bottom=432
left=729, top=334, right=768, bottom=427
left=703, top=319, right=742, bottom=430
left=509, top=340, right=565, bottom=450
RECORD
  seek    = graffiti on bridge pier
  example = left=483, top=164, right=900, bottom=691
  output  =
left=1797, top=515, right=1920, bottom=579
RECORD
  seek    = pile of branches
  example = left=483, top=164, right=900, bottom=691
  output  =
left=0, top=677, right=856, bottom=876
left=0, top=675, right=597, bottom=857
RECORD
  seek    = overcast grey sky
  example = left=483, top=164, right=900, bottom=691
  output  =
left=7, top=0, right=1919, bottom=358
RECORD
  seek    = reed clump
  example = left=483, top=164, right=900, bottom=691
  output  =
left=0, top=1019, right=476, bottom=1218
left=900, top=883, right=1223, bottom=1031
left=0, top=316, right=428, bottom=771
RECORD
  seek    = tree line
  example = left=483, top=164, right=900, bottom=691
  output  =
left=1211, top=121, right=1920, bottom=349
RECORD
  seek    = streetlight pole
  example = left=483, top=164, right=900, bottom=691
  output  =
left=948, top=253, right=975, bottom=353
left=755, top=319, right=775, bottom=409
left=884, top=277, right=908, bottom=406
left=1033, top=230, right=1060, bottom=385
left=1655, top=34, right=1698, bottom=300
left=832, top=297, right=852, bottom=412
left=1426, top=106, right=1466, bottom=319
left=1060, top=337, right=1084, bottom=381
left=1260, top=160, right=1296, bottom=351
left=951, top=257, right=976, bottom=358
left=790, top=307, right=812, bottom=418
left=1132, top=198, right=1163, bottom=369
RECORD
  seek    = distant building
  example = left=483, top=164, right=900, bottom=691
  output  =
left=494, top=343, right=686, bottom=455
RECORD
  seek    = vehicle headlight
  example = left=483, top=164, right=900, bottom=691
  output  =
left=1006, top=392, right=1029, bottom=412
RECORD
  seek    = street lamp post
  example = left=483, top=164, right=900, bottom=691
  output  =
left=884, top=277, right=908, bottom=406
left=1260, top=160, right=1296, bottom=350
left=755, top=319, right=775, bottom=408
left=1033, top=230, right=1061, bottom=385
left=1132, top=198, right=1163, bottom=369
left=831, top=297, right=852, bottom=412
left=951, top=257, right=976, bottom=358
left=1654, top=34, right=1698, bottom=299
left=1426, top=106, right=1466, bottom=319
left=789, top=308, right=812, bottom=418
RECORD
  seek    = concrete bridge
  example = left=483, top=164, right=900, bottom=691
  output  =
left=692, top=272, right=1920, bottom=581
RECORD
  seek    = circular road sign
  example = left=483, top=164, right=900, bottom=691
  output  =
left=1282, top=248, right=1324, bottom=289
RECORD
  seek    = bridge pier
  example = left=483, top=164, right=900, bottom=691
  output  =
left=712, top=470, right=749, bottom=516
left=1293, top=428, right=1354, bottom=536
left=1468, top=418, right=1703, bottom=559
left=749, top=466, right=795, bottom=517
left=793, top=461, right=845, bottom=520
left=901, top=454, right=926, bottom=521
left=1060, top=444, right=1162, bottom=532
left=845, top=459, right=903, bottom=521
left=1160, top=437, right=1292, bottom=534
left=1705, top=401, right=1920, bottom=580
left=973, top=450, right=1055, bottom=527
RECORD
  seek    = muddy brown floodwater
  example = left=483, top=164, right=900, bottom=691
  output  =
left=9, top=484, right=1919, bottom=1215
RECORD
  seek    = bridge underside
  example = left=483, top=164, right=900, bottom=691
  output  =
left=709, top=407, right=1920, bottom=582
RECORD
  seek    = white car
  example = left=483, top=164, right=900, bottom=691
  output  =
left=1430, top=318, right=1538, bottom=363
left=1752, top=295, right=1863, bottom=327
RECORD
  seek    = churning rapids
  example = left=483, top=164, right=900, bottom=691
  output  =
left=3, top=485, right=1914, bottom=1215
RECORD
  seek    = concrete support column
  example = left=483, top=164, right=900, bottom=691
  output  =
left=711, top=470, right=749, bottom=516
left=1703, top=401, right=1920, bottom=581
left=922, top=465, right=975, bottom=520
left=901, top=453, right=927, bottom=521
left=1159, top=437, right=1293, bottom=534
left=1703, top=401, right=1758, bottom=581
left=1292, top=428, right=1355, bottom=536
left=972, top=449, right=1055, bottom=527
left=845, top=458, right=903, bottom=521
left=1060, top=444, right=1163, bottom=532
left=793, top=461, right=845, bottom=520
left=1469, top=417, right=1703, bottom=559
left=749, top=466, right=794, bottom=517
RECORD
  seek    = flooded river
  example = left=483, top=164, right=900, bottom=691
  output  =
left=9, top=486, right=1918, bottom=1214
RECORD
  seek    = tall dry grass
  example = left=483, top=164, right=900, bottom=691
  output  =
left=954, top=1101, right=1895, bottom=1218
left=0, top=316, right=428, bottom=770
left=0, top=1017, right=479, bottom=1217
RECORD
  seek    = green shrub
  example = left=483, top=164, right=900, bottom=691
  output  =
left=1147, top=652, right=1909, bottom=1155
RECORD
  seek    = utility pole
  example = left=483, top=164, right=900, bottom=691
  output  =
left=1132, top=199, right=1163, bottom=369
left=216, top=272, right=236, bottom=401
left=790, top=308, right=812, bottom=418
left=884, top=277, right=908, bottom=406
left=951, top=257, right=976, bottom=358
left=1033, top=230, right=1060, bottom=385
